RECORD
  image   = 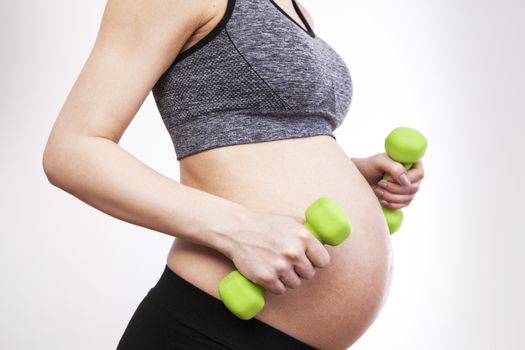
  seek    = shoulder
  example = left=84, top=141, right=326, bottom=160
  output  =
left=97, top=0, right=208, bottom=39
left=94, top=0, right=217, bottom=68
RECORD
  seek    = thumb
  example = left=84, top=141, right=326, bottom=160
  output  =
left=372, top=153, right=411, bottom=186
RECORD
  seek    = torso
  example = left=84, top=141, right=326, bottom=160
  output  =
left=168, top=136, right=392, bottom=350
left=165, top=2, right=393, bottom=349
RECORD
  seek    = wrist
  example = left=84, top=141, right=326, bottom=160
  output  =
left=202, top=202, right=256, bottom=259
left=350, top=156, right=376, bottom=185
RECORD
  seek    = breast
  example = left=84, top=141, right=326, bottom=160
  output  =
left=168, top=135, right=393, bottom=349
left=151, top=1, right=353, bottom=161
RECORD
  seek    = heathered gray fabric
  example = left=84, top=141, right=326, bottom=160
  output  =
left=151, top=0, right=353, bottom=160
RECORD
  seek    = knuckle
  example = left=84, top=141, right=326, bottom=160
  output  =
left=274, top=261, right=289, bottom=274
left=292, top=215, right=306, bottom=225
left=297, top=229, right=311, bottom=242
left=283, top=248, right=302, bottom=261
left=257, top=272, right=274, bottom=284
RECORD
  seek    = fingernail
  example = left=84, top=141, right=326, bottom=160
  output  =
left=378, top=181, right=388, bottom=189
left=381, top=199, right=389, bottom=206
left=375, top=189, right=384, bottom=197
left=400, top=173, right=411, bottom=186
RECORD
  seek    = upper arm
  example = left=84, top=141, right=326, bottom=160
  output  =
left=47, top=0, right=205, bottom=146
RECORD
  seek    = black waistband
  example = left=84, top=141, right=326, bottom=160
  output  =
left=149, top=265, right=318, bottom=350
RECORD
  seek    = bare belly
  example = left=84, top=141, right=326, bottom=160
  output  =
left=166, top=135, right=393, bottom=350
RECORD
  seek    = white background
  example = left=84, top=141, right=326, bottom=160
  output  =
left=1, top=0, right=523, bottom=349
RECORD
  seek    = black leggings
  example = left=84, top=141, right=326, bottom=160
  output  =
left=116, top=265, right=318, bottom=350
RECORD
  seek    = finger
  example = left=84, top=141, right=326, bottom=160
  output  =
left=278, top=269, right=302, bottom=289
left=305, top=238, right=331, bottom=269
left=411, top=159, right=424, bottom=172
left=268, top=279, right=287, bottom=295
left=263, top=276, right=287, bottom=295
left=384, top=167, right=411, bottom=187
left=381, top=200, right=410, bottom=210
left=376, top=181, right=421, bottom=195
left=372, top=153, right=412, bottom=186
left=293, top=256, right=316, bottom=280
left=406, top=160, right=425, bottom=182
left=377, top=190, right=415, bottom=204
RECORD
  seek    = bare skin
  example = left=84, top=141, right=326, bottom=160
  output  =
left=43, top=1, right=424, bottom=349
left=173, top=135, right=393, bottom=349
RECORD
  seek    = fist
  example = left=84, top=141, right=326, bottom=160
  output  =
left=352, top=153, right=425, bottom=209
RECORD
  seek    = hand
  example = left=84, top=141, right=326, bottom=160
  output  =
left=351, top=153, right=425, bottom=209
left=221, top=210, right=331, bottom=295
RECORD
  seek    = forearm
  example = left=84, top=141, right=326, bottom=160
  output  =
left=349, top=157, right=360, bottom=166
left=349, top=156, right=366, bottom=175
left=43, top=136, right=251, bottom=256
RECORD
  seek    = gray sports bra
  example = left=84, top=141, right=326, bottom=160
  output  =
left=151, top=0, right=353, bottom=160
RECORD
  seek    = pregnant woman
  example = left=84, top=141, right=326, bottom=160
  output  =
left=43, top=0, right=424, bottom=349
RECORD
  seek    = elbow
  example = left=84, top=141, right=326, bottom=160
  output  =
left=42, top=144, right=58, bottom=186
left=42, top=141, right=66, bottom=187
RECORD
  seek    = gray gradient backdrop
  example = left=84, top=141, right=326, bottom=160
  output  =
left=1, top=0, right=523, bottom=349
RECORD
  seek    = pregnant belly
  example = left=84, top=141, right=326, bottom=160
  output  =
left=166, top=135, right=393, bottom=350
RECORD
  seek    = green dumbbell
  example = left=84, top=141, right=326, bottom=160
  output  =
left=218, top=196, right=352, bottom=320
left=381, top=127, right=428, bottom=234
